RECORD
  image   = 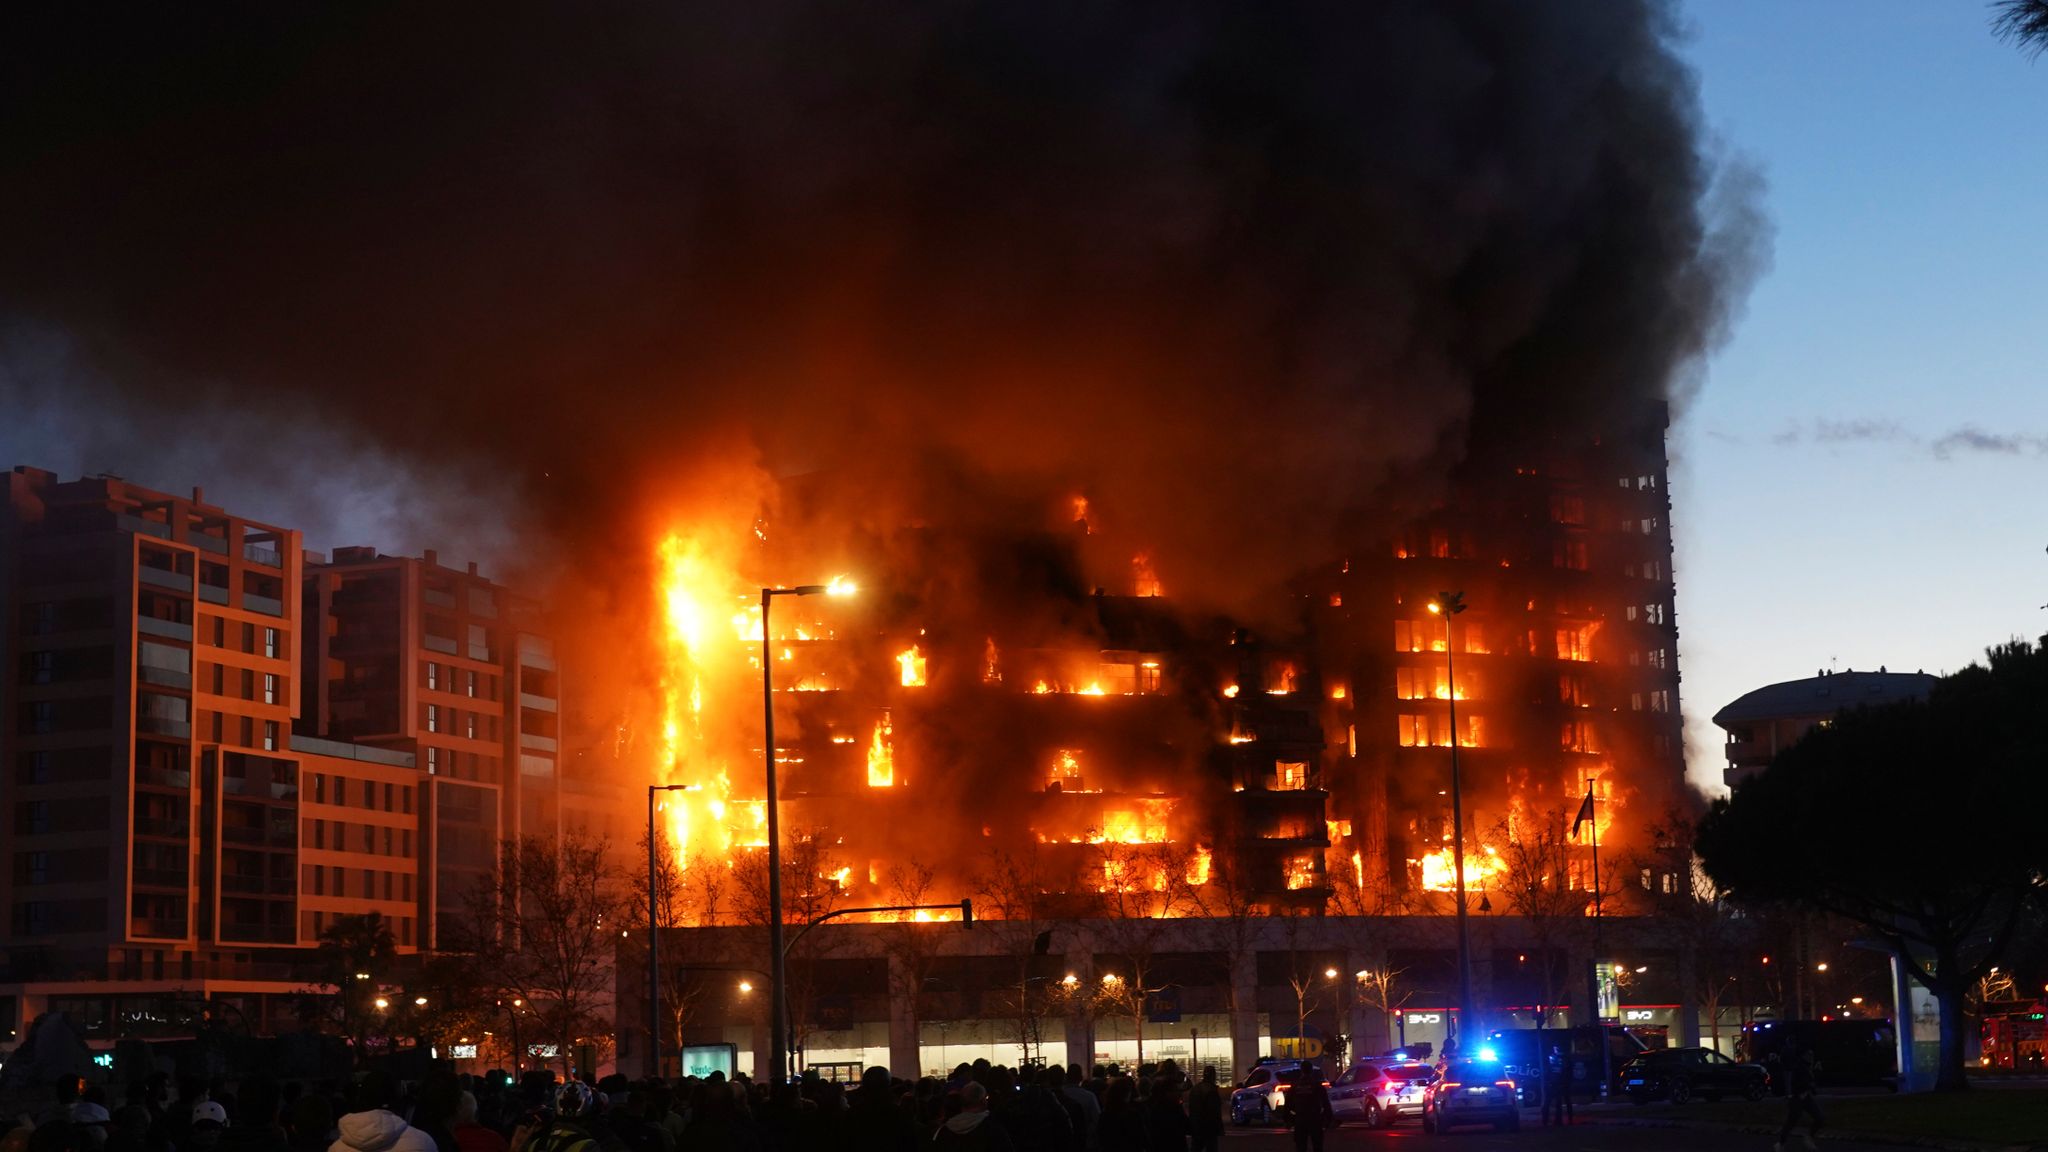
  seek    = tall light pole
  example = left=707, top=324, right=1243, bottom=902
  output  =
left=1428, top=591, right=1475, bottom=1047
left=647, top=782, right=694, bottom=1078
left=762, top=579, right=854, bottom=1083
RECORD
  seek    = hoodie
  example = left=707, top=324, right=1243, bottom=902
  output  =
left=932, top=1111, right=1012, bottom=1151
left=328, top=1111, right=437, bottom=1152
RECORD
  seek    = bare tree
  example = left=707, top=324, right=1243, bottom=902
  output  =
left=627, top=825, right=712, bottom=1074
left=971, top=849, right=1063, bottom=1065
left=1354, top=965, right=1413, bottom=1055
left=732, top=830, right=846, bottom=1067
left=1091, top=838, right=1197, bottom=1068
left=447, top=832, right=632, bottom=1078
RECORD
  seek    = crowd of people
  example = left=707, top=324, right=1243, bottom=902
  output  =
left=2, top=1056, right=1280, bottom=1152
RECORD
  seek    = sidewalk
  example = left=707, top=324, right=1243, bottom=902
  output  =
left=1571, top=1089, right=2048, bottom=1152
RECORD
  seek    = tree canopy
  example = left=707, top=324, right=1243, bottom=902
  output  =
left=1696, top=637, right=2048, bottom=1090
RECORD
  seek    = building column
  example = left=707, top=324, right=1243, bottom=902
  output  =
left=1230, top=947, right=1261, bottom=1069
left=1675, top=946, right=1702, bottom=1047
left=748, top=1010, right=771, bottom=1082
left=1343, top=949, right=1370, bottom=1060
left=886, top=952, right=920, bottom=1079
left=1062, top=950, right=1094, bottom=1071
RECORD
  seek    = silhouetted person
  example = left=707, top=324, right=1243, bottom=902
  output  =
left=1774, top=1047, right=1823, bottom=1152
left=1541, top=1043, right=1572, bottom=1126
left=1278, top=1066, right=1331, bottom=1152
left=1185, top=1068, right=1221, bottom=1152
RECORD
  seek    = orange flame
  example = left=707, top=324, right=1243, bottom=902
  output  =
left=866, top=715, right=895, bottom=787
left=897, top=645, right=927, bottom=687
left=1133, top=553, right=1163, bottom=598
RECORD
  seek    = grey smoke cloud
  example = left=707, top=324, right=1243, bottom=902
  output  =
left=1773, top=418, right=2048, bottom=459
left=1, top=1, right=1763, bottom=613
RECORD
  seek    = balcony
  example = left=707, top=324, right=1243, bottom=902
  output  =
left=423, top=635, right=459, bottom=656
left=136, top=716, right=191, bottom=738
left=138, top=567, right=192, bottom=593
left=518, top=692, right=557, bottom=713
left=518, top=732, right=558, bottom=753
left=198, top=584, right=230, bottom=605
left=137, top=617, right=193, bottom=642
left=243, top=593, right=283, bottom=617
left=190, top=534, right=228, bottom=556
left=242, top=543, right=282, bottom=568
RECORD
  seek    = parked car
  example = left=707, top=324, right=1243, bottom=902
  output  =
left=1420, top=1058, right=1521, bottom=1134
left=1619, top=1046, right=1770, bottom=1104
left=1231, top=1061, right=1325, bottom=1126
left=1329, top=1058, right=1436, bottom=1128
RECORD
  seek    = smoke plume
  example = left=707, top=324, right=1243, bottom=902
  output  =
left=2, top=1, right=1759, bottom=602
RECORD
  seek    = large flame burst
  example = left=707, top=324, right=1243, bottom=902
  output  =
left=653, top=531, right=756, bottom=893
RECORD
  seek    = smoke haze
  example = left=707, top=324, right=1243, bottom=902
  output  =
left=2, top=0, right=1762, bottom=606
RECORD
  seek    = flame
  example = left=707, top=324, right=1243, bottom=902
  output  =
left=830, top=866, right=852, bottom=888
left=866, top=715, right=895, bottom=787
left=897, top=645, right=927, bottom=687
left=1415, top=848, right=1507, bottom=892
left=1032, top=680, right=1053, bottom=695
left=1187, top=845, right=1213, bottom=886
left=1071, top=494, right=1093, bottom=534
left=1284, top=853, right=1318, bottom=890
left=983, top=637, right=1002, bottom=683
left=1050, top=748, right=1083, bottom=788
left=1222, top=683, right=1240, bottom=699
left=1327, top=819, right=1352, bottom=839
left=1330, top=683, right=1348, bottom=700
left=1093, top=799, right=1172, bottom=844
left=1268, top=663, right=1297, bottom=695
left=1077, top=681, right=1107, bottom=696
left=1352, top=849, right=1365, bottom=889
left=1133, top=553, right=1163, bottom=598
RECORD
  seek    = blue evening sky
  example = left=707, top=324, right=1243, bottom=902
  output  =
left=1672, top=1, right=2048, bottom=794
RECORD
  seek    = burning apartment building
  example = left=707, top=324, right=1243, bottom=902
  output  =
left=2, top=0, right=1760, bottom=1082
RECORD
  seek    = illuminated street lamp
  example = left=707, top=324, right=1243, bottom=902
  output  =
left=763, top=579, right=856, bottom=1083
left=1427, top=591, right=1475, bottom=1044
left=646, top=781, right=697, bottom=1077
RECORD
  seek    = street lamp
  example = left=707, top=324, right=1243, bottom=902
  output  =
left=647, top=781, right=697, bottom=1078
left=1428, top=591, right=1476, bottom=1045
left=762, top=578, right=856, bottom=1083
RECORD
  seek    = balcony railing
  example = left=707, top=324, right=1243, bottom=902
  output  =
left=242, top=543, right=282, bottom=568
left=138, top=567, right=192, bottom=593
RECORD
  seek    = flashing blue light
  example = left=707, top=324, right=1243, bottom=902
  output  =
left=1478, top=1046, right=1499, bottom=1062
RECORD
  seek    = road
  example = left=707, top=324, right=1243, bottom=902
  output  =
left=1212, top=1116, right=1897, bottom=1151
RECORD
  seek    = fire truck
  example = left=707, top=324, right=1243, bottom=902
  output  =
left=1979, top=1004, right=2046, bottom=1072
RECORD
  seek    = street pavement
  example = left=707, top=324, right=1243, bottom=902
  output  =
left=1212, top=1115, right=1923, bottom=1152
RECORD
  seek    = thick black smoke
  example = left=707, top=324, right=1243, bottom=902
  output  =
left=0, top=1, right=1761, bottom=602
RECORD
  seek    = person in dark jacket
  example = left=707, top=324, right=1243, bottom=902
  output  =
left=1140, top=1080, right=1187, bottom=1152
left=931, top=1084, right=1013, bottom=1152
left=219, top=1078, right=289, bottom=1152
left=1540, top=1044, right=1572, bottom=1126
left=1278, top=1067, right=1332, bottom=1152
left=1093, top=1079, right=1146, bottom=1152
left=1774, top=1047, right=1823, bottom=1152
left=1185, top=1069, right=1222, bottom=1152
left=841, top=1066, right=914, bottom=1152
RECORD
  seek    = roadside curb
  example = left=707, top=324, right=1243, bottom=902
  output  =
left=1578, top=1113, right=2045, bottom=1152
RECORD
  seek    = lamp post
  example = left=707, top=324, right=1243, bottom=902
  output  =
left=647, top=782, right=695, bottom=1078
left=1428, top=591, right=1475, bottom=1046
left=762, top=579, right=854, bottom=1083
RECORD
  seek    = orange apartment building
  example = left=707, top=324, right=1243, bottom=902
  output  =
left=0, top=467, right=579, bottom=1044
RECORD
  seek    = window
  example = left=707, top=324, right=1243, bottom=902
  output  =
left=1644, top=603, right=1667, bottom=626
left=263, top=627, right=279, bottom=659
left=1552, top=540, right=1588, bottom=570
left=27, top=852, right=49, bottom=885
left=28, top=702, right=55, bottom=734
left=24, top=750, right=51, bottom=784
left=263, top=673, right=278, bottom=705
left=241, top=667, right=256, bottom=700
left=29, top=651, right=55, bottom=684
left=1397, top=714, right=1430, bottom=748
left=425, top=747, right=439, bottom=775
left=426, top=662, right=440, bottom=691
left=1650, top=689, right=1671, bottom=713
left=262, top=721, right=279, bottom=751
left=1556, top=626, right=1595, bottom=662
left=464, top=712, right=477, bottom=740
left=312, top=774, right=325, bottom=804
left=426, top=705, right=439, bottom=733
left=465, top=670, right=477, bottom=698
left=1275, top=762, right=1308, bottom=790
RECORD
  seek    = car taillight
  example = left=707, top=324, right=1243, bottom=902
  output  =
left=1440, top=1081, right=1460, bottom=1090
left=1495, top=1080, right=1515, bottom=1089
